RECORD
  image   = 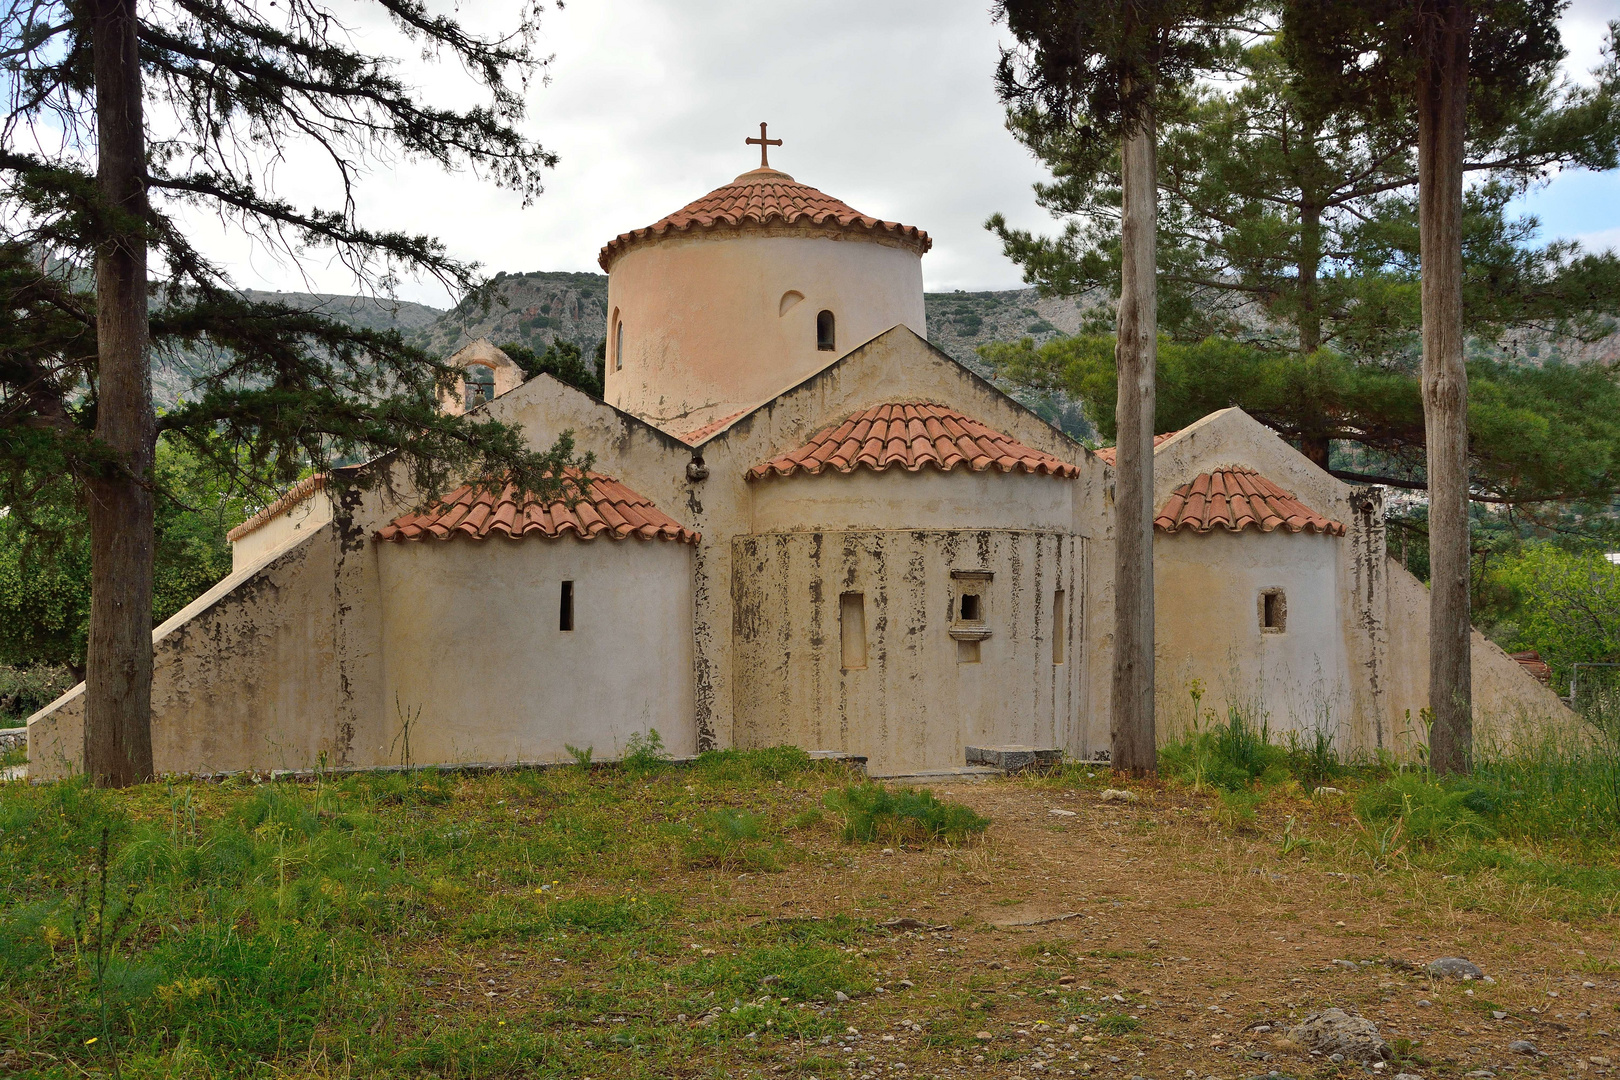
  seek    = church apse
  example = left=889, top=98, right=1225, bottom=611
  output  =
left=732, top=529, right=1081, bottom=775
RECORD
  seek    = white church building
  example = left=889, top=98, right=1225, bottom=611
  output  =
left=27, top=152, right=1568, bottom=778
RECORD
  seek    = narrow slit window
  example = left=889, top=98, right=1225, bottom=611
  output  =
left=560, top=580, right=575, bottom=632
left=1052, top=590, right=1066, bottom=665
left=840, top=592, right=867, bottom=670
left=1259, top=588, right=1286, bottom=633
left=816, top=309, right=836, bottom=351
left=614, top=319, right=624, bottom=371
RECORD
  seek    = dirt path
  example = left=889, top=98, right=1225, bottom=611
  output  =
left=721, top=778, right=1620, bottom=1078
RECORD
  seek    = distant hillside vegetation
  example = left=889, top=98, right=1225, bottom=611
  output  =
left=148, top=273, right=1110, bottom=437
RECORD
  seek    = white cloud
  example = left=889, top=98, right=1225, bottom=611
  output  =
left=177, top=0, right=1054, bottom=307
left=1574, top=226, right=1620, bottom=254
left=171, top=0, right=1616, bottom=308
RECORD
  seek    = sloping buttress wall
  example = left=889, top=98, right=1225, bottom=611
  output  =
left=28, top=515, right=387, bottom=779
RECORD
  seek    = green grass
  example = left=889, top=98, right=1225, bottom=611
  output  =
left=1150, top=690, right=1620, bottom=913
left=0, top=750, right=985, bottom=1079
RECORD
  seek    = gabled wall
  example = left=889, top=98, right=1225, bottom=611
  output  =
left=486, top=326, right=1112, bottom=759
left=1146, top=407, right=1571, bottom=753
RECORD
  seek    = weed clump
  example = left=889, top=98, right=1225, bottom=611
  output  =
left=681, top=808, right=791, bottom=871
left=822, top=783, right=988, bottom=844
left=1159, top=704, right=1290, bottom=791
left=1355, top=775, right=1496, bottom=846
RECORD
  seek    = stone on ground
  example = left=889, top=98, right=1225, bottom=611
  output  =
left=1427, top=957, right=1484, bottom=979
left=1285, top=1008, right=1391, bottom=1061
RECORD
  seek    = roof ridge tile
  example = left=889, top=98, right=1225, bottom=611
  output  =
left=746, top=401, right=1080, bottom=482
left=376, top=469, right=700, bottom=546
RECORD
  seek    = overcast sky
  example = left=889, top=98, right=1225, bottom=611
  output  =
left=196, top=0, right=1620, bottom=309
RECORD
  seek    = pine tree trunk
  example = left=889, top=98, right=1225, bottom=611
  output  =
left=1110, top=101, right=1158, bottom=777
left=1297, top=202, right=1331, bottom=471
left=84, top=0, right=156, bottom=787
left=1300, top=436, right=1331, bottom=470
left=1418, top=0, right=1473, bottom=775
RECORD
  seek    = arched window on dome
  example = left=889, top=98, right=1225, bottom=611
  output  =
left=463, top=364, right=495, bottom=410
left=614, top=315, right=624, bottom=371
left=816, top=310, right=836, bottom=352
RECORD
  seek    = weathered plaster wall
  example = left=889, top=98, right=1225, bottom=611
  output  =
left=604, top=231, right=926, bottom=433
left=230, top=491, right=333, bottom=573
left=485, top=327, right=1106, bottom=758
left=377, top=535, right=695, bottom=764
left=29, top=518, right=383, bottom=779
left=1154, top=529, right=1350, bottom=737
left=732, top=529, right=1081, bottom=774
left=1384, top=558, right=1573, bottom=751
left=749, top=468, right=1074, bottom=534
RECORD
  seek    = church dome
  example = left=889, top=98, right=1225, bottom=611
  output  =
left=599, top=155, right=931, bottom=437
left=597, top=168, right=931, bottom=271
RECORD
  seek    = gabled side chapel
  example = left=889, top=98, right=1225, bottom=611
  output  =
left=29, top=150, right=1567, bottom=778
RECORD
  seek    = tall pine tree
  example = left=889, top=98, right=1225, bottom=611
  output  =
left=1282, top=0, right=1568, bottom=774
left=994, top=0, right=1251, bottom=775
left=1, top=0, right=585, bottom=786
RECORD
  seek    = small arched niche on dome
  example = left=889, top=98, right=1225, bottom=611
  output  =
left=816, top=310, right=836, bottom=352
left=612, top=309, right=623, bottom=372
left=778, top=290, right=805, bottom=317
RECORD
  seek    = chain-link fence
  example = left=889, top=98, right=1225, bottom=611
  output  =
left=1570, top=663, right=1620, bottom=744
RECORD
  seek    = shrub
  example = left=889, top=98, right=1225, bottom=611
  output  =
left=622, top=728, right=670, bottom=773
left=822, top=784, right=989, bottom=845
left=0, top=664, right=74, bottom=723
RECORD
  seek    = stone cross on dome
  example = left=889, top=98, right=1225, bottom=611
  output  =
left=746, top=121, right=782, bottom=169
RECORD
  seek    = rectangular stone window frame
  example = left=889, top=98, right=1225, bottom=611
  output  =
left=949, top=569, right=993, bottom=645
left=840, top=591, right=867, bottom=671
left=1259, top=587, right=1286, bottom=634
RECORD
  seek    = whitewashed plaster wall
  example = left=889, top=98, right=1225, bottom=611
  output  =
left=732, top=529, right=1081, bottom=773
left=749, top=468, right=1075, bottom=534
left=1146, top=408, right=1391, bottom=752
left=604, top=229, right=926, bottom=433
left=1154, top=528, right=1350, bottom=738
left=1383, top=557, right=1574, bottom=751
left=29, top=504, right=388, bottom=779
left=377, top=535, right=695, bottom=764
left=230, top=489, right=334, bottom=572
left=1145, top=407, right=1571, bottom=753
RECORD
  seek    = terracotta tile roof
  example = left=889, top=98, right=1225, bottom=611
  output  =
left=227, top=473, right=328, bottom=543
left=1092, top=432, right=1177, bottom=466
left=1511, top=650, right=1554, bottom=685
left=599, top=168, right=931, bottom=271
left=1156, top=467, right=1344, bottom=536
left=375, top=470, right=700, bottom=545
left=676, top=408, right=750, bottom=447
left=746, top=402, right=1079, bottom=481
